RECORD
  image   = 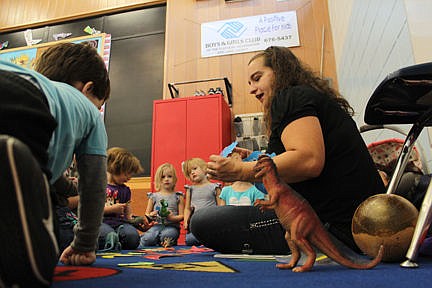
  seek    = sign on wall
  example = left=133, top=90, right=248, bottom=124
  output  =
left=201, top=11, right=299, bottom=58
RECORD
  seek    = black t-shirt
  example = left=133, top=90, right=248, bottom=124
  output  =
left=267, top=85, right=385, bottom=225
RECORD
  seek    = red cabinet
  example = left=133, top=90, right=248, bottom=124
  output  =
left=151, top=94, right=232, bottom=191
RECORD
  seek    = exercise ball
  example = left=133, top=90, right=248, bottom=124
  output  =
left=352, top=194, right=418, bottom=262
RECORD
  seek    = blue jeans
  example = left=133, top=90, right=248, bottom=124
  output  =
left=138, top=224, right=180, bottom=248
left=99, top=222, right=140, bottom=250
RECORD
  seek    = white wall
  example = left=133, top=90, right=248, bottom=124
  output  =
left=405, top=0, right=432, bottom=64
left=328, top=0, right=432, bottom=172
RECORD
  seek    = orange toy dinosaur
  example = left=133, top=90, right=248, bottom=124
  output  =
left=254, top=155, right=383, bottom=272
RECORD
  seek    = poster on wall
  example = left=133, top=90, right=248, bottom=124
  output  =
left=201, top=11, right=299, bottom=58
left=0, top=33, right=111, bottom=117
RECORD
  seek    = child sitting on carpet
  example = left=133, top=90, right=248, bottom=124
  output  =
left=54, top=162, right=79, bottom=253
left=219, top=153, right=266, bottom=206
left=182, top=157, right=222, bottom=246
left=139, top=163, right=184, bottom=248
left=99, top=147, right=146, bottom=250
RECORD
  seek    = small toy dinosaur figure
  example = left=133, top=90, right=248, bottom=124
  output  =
left=158, top=199, right=170, bottom=226
left=253, top=155, right=384, bottom=272
left=98, top=231, right=122, bottom=252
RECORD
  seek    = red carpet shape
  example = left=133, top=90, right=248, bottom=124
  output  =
left=53, top=266, right=120, bottom=282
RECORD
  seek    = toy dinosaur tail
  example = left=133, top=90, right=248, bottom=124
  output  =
left=314, top=232, right=384, bottom=269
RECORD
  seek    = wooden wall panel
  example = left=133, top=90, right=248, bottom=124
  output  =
left=163, top=0, right=338, bottom=117
left=0, top=0, right=163, bottom=32
left=128, top=177, right=151, bottom=215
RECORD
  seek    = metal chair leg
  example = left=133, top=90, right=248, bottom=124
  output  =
left=386, top=123, right=423, bottom=195
left=400, top=180, right=432, bottom=268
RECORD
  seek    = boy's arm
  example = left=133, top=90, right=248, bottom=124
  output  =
left=71, top=154, right=107, bottom=251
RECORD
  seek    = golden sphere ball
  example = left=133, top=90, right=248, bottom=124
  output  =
left=352, top=194, right=418, bottom=262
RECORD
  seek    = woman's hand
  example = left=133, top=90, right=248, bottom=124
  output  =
left=232, top=147, right=252, bottom=159
left=207, top=154, right=254, bottom=182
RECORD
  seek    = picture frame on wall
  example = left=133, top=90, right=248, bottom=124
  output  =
left=0, top=33, right=110, bottom=68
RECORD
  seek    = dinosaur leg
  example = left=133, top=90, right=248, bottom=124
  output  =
left=276, top=231, right=300, bottom=269
left=291, top=238, right=316, bottom=272
left=254, top=200, right=275, bottom=211
left=254, top=194, right=278, bottom=210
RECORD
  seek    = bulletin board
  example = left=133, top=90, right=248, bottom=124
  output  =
left=0, top=33, right=111, bottom=117
left=0, top=33, right=111, bottom=71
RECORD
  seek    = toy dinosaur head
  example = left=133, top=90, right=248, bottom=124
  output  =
left=254, top=154, right=277, bottom=179
left=160, top=199, right=168, bottom=207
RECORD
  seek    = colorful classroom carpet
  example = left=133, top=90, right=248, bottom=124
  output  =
left=52, top=246, right=432, bottom=288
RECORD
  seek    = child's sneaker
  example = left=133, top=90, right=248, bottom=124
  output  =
left=0, top=135, right=59, bottom=287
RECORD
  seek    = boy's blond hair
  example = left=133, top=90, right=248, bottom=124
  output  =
left=182, top=158, right=207, bottom=181
left=107, top=147, right=143, bottom=176
left=154, top=163, right=177, bottom=191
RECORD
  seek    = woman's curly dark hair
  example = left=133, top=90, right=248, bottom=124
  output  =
left=248, top=46, right=354, bottom=133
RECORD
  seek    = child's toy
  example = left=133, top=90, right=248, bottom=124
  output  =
left=157, top=199, right=170, bottom=225
left=220, top=141, right=238, bottom=157
left=220, top=141, right=275, bottom=193
left=99, top=231, right=122, bottom=252
left=254, top=155, right=383, bottom=272
left=220, top=141, right=275, bottom=161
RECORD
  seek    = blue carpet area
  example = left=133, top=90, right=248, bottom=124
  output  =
left=52, top=247, right=432, bottom=288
